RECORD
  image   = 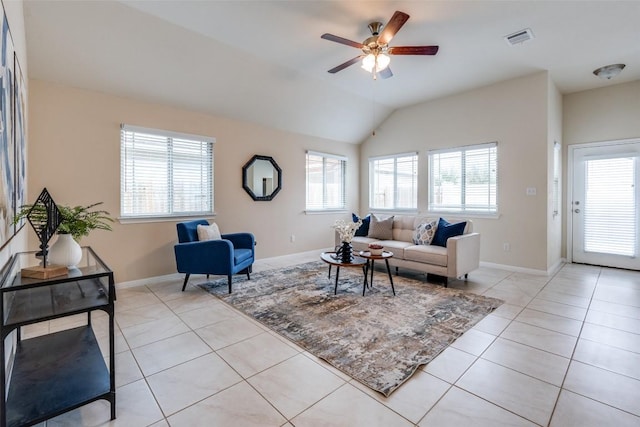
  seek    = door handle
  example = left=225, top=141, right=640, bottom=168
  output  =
left=574, top=208, right=580, bottom=213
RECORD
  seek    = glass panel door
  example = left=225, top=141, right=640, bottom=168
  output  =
left=572, top=141, right=640, bottom=270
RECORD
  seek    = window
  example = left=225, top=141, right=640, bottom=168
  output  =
left=305, top=151, right=347, bottom=211
left=120, top=125, right=214, bottom=219
left=553, top=141, right=561, bottom=217
left=584, top=155, right=636, bottom=256
left=429, top=142, right=497, bottom=214
left=369, top=153, right=418, bottom=210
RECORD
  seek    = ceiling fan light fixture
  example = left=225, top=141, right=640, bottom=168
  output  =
left=376, top=53, right=391, bottom=70
left=361, top=53, right=390, bottom=73
left=593, top=63, right=626, bottom=80
left=361, top=53, right=376, bottom=72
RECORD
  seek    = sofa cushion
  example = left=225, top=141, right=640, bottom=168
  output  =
left=351, top=236, right=380, bottom=253
left=404, top=245, right=448, bottom=267
left=374, top=240, right=414, bottom=259
left=413, top=220, right=438, bottom=245
left=234, top=248, right=253, bottom=265
left=368, top=214, right=394, bottom=240
left=431, top=218, right=467, bottom=247
left=352, top=213, right=371, bottom=236
left=389, top=215, right=415, bottom=242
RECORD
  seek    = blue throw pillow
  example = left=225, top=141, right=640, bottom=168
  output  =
left=352, top=213, right=371, bottom=237
left=431, top=218, right=467, bottom=247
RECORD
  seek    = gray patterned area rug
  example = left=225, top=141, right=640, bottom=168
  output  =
left=200, top=261, right=502, bottom=396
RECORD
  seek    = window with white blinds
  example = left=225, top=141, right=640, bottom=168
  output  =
left=120, top=125, right=214, bottom=219
left=584, top=156, right=636, bottom=256
left=429, top=142, right=497, bottom=213
left=553, top=141, right=561, bottom=217
left=369, top=153, right=418, bottom=210
left=305, top=151, right=347, bottom=211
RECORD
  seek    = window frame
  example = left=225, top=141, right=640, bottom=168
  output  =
left=368, top=152, right=419, bottom=212
left=428, top=142, right=498, bottom=216
left=120, top=124, right=215, bottom=222
left=552, top=141, right=561, bottom=218
left=305, top=150, right=347, bottom=213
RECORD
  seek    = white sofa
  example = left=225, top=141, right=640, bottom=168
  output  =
left=347, top=215, right=480, bottom=286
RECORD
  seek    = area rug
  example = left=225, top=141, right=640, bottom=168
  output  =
left=199, top=261, right=503, bottom=396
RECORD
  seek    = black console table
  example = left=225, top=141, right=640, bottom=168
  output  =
left=0, top=247, right=116, bottom=427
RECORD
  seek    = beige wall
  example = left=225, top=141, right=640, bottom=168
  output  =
left=562, top=80, right=640, bottom=258
left=28, top=80, right=359, bottom=283
left=564, top=80, right=640, bottom=146
left=360, top=72, right=551, bottom=272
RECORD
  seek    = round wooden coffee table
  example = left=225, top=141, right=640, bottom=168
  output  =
left=320, top=252, right=367, bottom=295
left=358, top=250, right=395, bottom=296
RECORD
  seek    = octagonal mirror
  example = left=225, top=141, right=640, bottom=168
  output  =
left=242, top=155, right=282, bottom=201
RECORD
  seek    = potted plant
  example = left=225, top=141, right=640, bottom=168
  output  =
left=14, top=202, right=113, bottom=267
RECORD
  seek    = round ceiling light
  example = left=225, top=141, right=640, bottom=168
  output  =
left=593, top=63, right=626, bottom=80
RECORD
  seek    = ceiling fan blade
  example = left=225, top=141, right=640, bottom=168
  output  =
left=388, top=46, right=440, bottom=55
left=378, top=67, right=393, bottom=79
left=328, top=56, right=364, bottom=74
left=377, top=11, right=410, bottom=45
left=321, top=33, right=364, bottom=49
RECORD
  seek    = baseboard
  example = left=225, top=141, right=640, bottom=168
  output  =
left=479, top=261, right=563, bottom=276
left=116, top=273, right=182, bottom=289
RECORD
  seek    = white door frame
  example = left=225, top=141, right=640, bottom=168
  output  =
left=566, top=137, right=640, bottom=264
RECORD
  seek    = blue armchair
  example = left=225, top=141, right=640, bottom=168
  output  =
left=174, top=219, right=255, bottom=293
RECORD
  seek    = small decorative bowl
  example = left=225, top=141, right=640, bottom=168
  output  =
left=368, top=244, right=384, bottom=256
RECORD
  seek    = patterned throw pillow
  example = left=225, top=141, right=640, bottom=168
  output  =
left=413, top=220, right=438, bottom=245
left=367, top=214, right=394, bottom=240
left=197, top=223, right=222, bottom=241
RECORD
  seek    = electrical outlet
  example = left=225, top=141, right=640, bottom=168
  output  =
left=503, top=243, right=510, bottom=252
left=526, top=187, right=537, bottom=196
left=290, top=234, right=295, bottom=243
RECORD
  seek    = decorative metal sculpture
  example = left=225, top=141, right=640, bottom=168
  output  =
left=26, top=188, right=62, bottom=267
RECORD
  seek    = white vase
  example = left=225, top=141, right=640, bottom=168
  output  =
left=48, top=234, right=82, bottom=268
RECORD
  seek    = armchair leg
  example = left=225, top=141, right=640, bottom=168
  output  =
left=181, top=274, right=191, bottom=292
left=246, top=271, right=251, bottom=280
left=228, top=275, right=233, bottom=294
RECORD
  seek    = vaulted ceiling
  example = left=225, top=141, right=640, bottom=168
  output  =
left=24, top=1, right=640, bottom=143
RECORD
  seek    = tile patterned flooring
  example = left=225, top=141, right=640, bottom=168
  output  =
left=22, top=250, right=640, bottom=426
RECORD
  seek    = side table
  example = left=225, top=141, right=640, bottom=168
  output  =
left=320, top=252, right=367, bottom=295
left=359, top=250, right=395, bottom=296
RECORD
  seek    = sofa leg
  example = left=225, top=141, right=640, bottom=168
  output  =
left=227, top=275, right=233, bottom=293
left=246, top=271, right=251, bottom=280
left=464, top=273, right=468, bottom=280
left=395, top=266, right=399, bottom=276
left=444, top=277, right=448, bottom=288
left=181, top=274, right=191, bottom=292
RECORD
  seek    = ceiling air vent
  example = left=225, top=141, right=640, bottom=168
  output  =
left=504, top=28, right=534, bottom=46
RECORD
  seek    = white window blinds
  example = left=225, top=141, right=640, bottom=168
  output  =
left=553, top=141, right=561, bottom=217
left=584, top=156, right=636, bottom=257
left=429, top=142, right=497, bottom=213
left=305, top=151, right=347, bottom=211
left=369, top=153, right=418, bottom=210
left=120, top=125, right=214, bottom=218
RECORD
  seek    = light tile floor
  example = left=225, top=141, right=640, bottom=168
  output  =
left=23, top=250, right=640, bottom=426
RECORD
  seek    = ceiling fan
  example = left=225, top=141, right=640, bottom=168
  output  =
left=321, top=10, right=439, bottom=79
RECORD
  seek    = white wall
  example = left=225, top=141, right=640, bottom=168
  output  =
left=28, top=80, right=359, bottom=282
left=360, top=72, right=551, bottom=272
left=562, top=79, right=640, bottom=258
